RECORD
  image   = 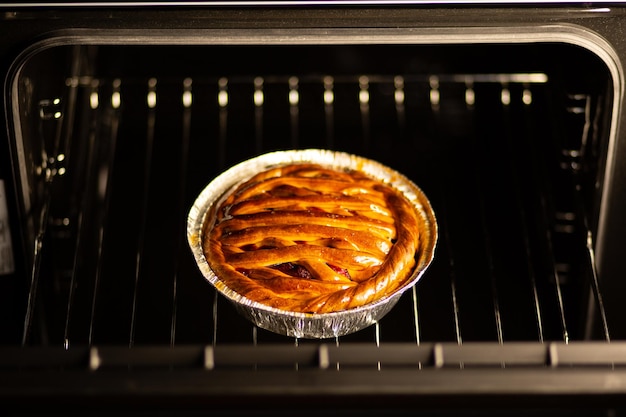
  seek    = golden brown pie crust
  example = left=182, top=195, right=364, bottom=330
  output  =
left=203, top=163, right=421, bottom=314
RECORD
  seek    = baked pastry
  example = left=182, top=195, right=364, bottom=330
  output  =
left=203, top=163, right=421, bottom=314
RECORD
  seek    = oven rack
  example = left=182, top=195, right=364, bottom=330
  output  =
left=18, top=69, right=610, bottom=352
left=2, top=342, right=626, bottom=409
left=5, top=341, right=626, bottom=370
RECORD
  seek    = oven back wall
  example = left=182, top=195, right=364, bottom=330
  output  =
left=6, top=40, right=615, bottom=346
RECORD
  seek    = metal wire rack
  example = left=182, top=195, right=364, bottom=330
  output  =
left=18, top=69, right=610, bottom=352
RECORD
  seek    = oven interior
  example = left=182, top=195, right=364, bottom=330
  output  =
left=1, top=38, right=623, bottom=404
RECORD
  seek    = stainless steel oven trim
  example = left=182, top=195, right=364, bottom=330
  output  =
left=7, top=23, right=624, bottom=263
left=0, top=1, right=621, bottom=7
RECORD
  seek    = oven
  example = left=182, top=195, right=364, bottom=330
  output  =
left=2, top=1, right=626, bottom=413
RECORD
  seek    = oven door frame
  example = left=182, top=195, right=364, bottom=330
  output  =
left=2, top=4, right=626, bottom=410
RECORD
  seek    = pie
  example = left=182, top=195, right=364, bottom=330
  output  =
left=203, top=163, right=422, bottom=314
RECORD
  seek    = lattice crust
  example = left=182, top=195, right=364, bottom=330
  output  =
left=204, top=164, right=421, bottom=314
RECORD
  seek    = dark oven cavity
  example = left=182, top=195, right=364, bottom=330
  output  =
left=2, top=39, right=625, bottom=408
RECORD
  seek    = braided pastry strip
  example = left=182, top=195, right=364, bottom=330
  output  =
left=204, top=164, right=421, bottom=314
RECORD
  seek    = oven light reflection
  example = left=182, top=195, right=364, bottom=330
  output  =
left=89, top=79, right=101, bottom=110
left=218, top=90, right=228, bottom=107
left=429, top=76, right=440, bottom=107
left=394, top=76, right=406, bottom=128
left=254, top=90, right=264, bottom=106
left=183, top=77, right=193, bottom=108
left=523, top=89, right=533, bottom=105
left=394, top=89, right=405, bottom=104
left=111, top=79, right=121, bottom=109
left=111, top=92, right=121, bottom=109
left=90, top=92, right=99, bottom=109
left=289, top=89, right=299, bottom=106
left=510, top=73, right=548, bottom=83
left=147, top=91, right=157, bottom=109
left=359, top=89, right=369, bottom=105
left=324, top=76, right=334, bottom=105
left=218, top=77, right=228, bottom=108
left=324, top=90, right=334, bottom=105
left=465, top=81, right=475, bottom=107
left=501, top=88, right=511, bottom=106
left=465, top=89, right=475, bottom=106
left=289, top=76, right=299, bottom=106
left=359, top=75, right=370, bottom=105
left=147, top=78, right=157, bottom=109
left=394, top=76, right=405, bottom=105
left=455, top=73, right=547, bottom=84
left=182, top=90, right=192, bottom=108
left=430, top=89, right=440, bottom=106
left=254, top=77, right=264, bottom=107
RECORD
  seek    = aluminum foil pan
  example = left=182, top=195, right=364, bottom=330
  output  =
left=187, top=149, right=437, bottom=339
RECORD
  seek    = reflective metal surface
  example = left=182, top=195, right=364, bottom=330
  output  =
left=188, top=149, right=437, bottom=338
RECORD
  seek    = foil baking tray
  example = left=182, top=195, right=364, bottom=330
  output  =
left=187, top=149, right=437, bottom=339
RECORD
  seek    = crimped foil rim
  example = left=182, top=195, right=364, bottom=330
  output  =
left=187, top=149, right=438, bottom=337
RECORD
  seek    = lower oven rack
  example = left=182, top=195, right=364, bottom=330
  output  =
left=3, top=64, right=621, bottom=408
left=3, top=342, right=626, bottom=410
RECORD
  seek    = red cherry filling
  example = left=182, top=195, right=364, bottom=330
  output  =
left=327, top=264, right=351, bottom=279
left=271, top=262, right=313, bottom=279
left=269, top=262, right=351, bottom=280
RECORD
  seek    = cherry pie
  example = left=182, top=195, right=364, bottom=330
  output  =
left=203, top=163, right=422, bottom=314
